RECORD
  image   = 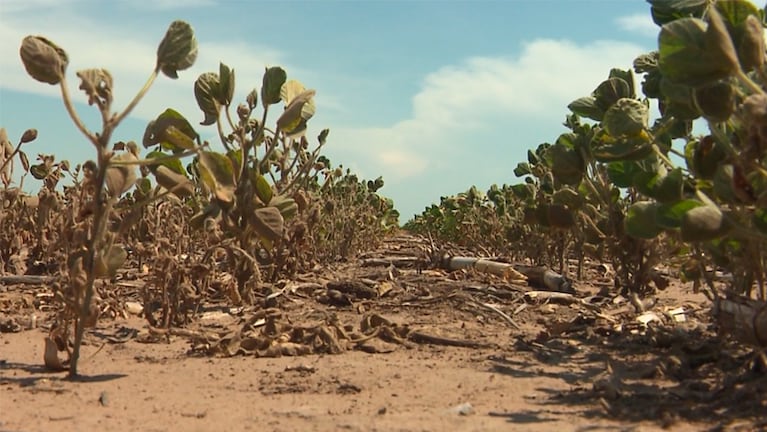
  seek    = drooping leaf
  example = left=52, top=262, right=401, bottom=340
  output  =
left=270, top=195, right=298, bottom=219
left=216, top=62, right=235, bottom=106
left=145, top=150, right=186, bottom=175
left=19, top=35, right=68, bottom=85
left=276, top=89, right=316, bottom=134
left=592, top=130, right=654, bottom=162
left=105, top=152, right=137, bottom=198
left=606, top=160, right=642, bottom=188
left=76, top=68, right=113, bottom=107
left=254, top=174, right=272, bottom=205
left=513, top=162, right=531, bottom=177
left=154, top=165, right=194, bottom=198
left=250, top=206, right=284, bottom=242
left=143, top=108, right=199, bottom=152
left=550, top=134, right=584, bottom=185
left=552, top=187, right=582, bottom=209
left=568, top=96, right=604, bottom=121
left=648, top=0, right=707, bottom=26
left=198, top=151, right=236, bottom=204
left=634, top=167, right=684, bottom=203
left=602, top=98, right=649, bottom=137
left=547, top=204, right=576, bottom=229
left=594, top=78, right=632, bottom=111
left=261, top=66, right=287, bottom=107
left=625, top=201, right=663, bottom=239
left=655, top=199, right=704, bottom=229
left=194, top=72, right=221, bottom=126
left=510, top=183, right=534, bottom=200
left=156, top=20, right=198, bottom=79
left=681, top=205, right=730, bottom=241
left=658, top=16, right=739, bottom=87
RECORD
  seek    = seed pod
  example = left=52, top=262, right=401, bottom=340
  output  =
left=20, top=128, right=38, bottom=144
left=19, top=36, right=68, bottom=85
left=156, top=20, right=198, bottom=79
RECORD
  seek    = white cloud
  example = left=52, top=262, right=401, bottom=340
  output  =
left=616, top=13, right=659, bottom=38
left=0, top=4, right=292, bottom=129
left=328, top=38, right=650, bottom=218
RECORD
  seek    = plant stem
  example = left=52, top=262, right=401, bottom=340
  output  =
left=69, top=145, right=113, bottom=377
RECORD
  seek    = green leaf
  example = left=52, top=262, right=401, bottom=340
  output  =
left=254, top=174, right=272, bottom=205
left=658, top=16, right=739, bottom=87
left=261, top=66, right=287, bottom=107
left=655, top=199, right=703, bottom=229
left=648, top=0, right=707, bottom=26
left=753, top=208, right=767, bottom=234
left=681, top=205, right=730, bottom=241
left=156, top=20, right=197, bottom=79
left=270, top=195, right=298, bottom=219
left=547, top=204, right=576, bottom=229
left=594, top=77, right=632, bottom=111
left=606, top=161, right=642, bottom=188
left=143, top=109, right=198, bottom=152
left=276, top=89, right=316, bottom=133
left=634, top=167, right=684, bottom=203
left=552, top=187, right=582, bottom=209
left=550, top=139, right=584, bottom=186
left=608, top=68, right=635, bottom=98
left=716, top=0, right=760, bottom=28
left=146, top=151, right=186, bottom=175
left=511, top=183, right=533, bottom=200
left=194, top=72, right=221, bottom=126
left=30, top=163, right=48, bottom=180
left=625, top=201, right=663, bottom=239
left=513, top=162, right=531, bottom=177
left=602, top=98, right=649, bottom=137
left=592, top=131, right=654, bottom=162
left=217, top=62, right=235, bottom=106
left=198, top=151, right=236, bottom=204
left=568, top=96, right=604, bottom=121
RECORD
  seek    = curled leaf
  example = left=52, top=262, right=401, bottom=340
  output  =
left=250, top=206, right=284, bottom=242
left=77, top=68, right=113, bottom=108
left=261, top=66, right=287, bottom=107
left=156, top=20, right=198, bottom=79
left=19, top=35, right=68, bottom=85
left=154, top=165, right=194, bottom=198
left=106, top=152, right=138, bottom=198
left=194, top=72, right=221, bottom=126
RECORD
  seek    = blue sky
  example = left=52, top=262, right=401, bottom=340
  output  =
left=1, top=0, right=663, bottom=219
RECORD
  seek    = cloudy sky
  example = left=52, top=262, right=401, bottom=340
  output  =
left=0, top=0, right=661, bottom=220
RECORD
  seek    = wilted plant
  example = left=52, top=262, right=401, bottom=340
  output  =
left=19, top=20, right=198, bottom=376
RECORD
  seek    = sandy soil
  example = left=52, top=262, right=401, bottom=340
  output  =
left=1, top=235, right=765, bottom=432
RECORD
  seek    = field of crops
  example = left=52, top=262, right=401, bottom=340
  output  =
left=2, top=1, right=767, bottom=431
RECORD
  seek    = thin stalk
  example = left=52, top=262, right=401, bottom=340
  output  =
left=735, top=69, right=765, bottom=96
left=69, top=146, right=113, bottom=377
